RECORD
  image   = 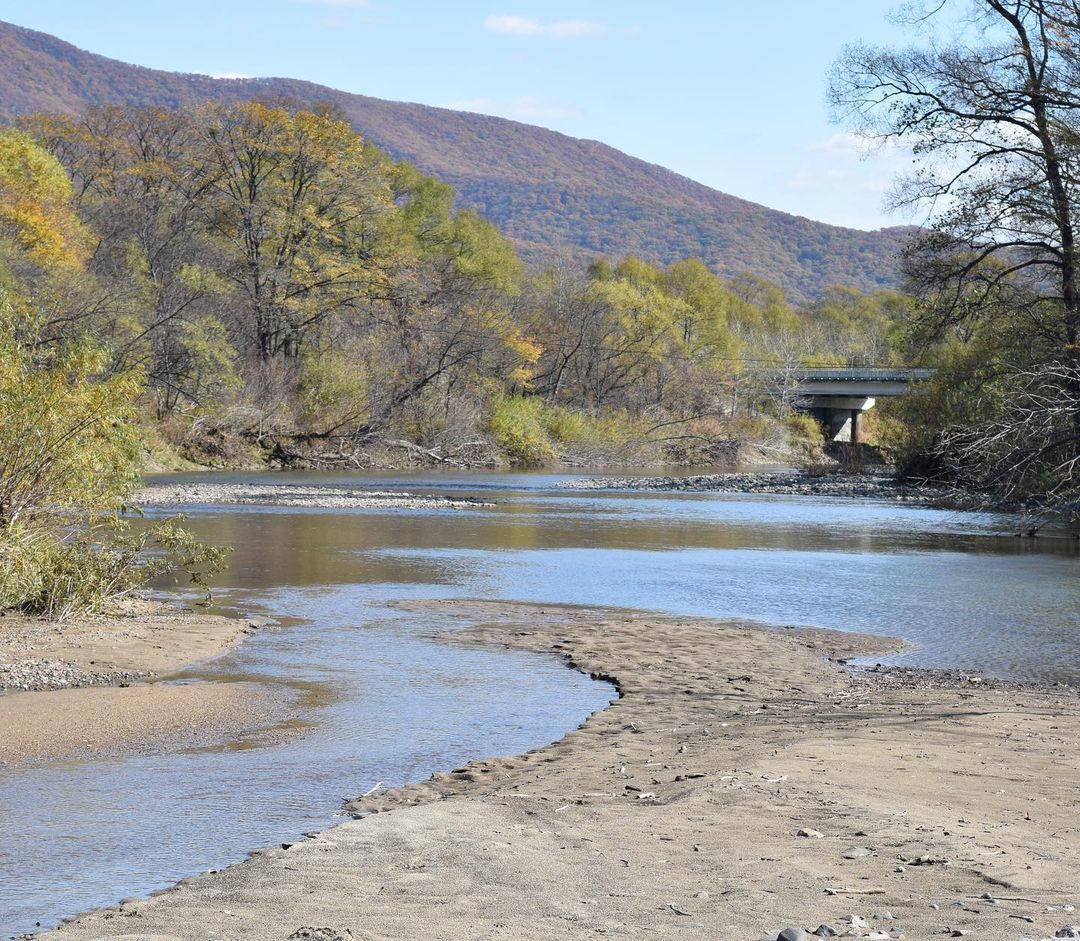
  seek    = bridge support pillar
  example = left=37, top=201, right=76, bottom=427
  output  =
left=808, top=396, right=875, bottom=443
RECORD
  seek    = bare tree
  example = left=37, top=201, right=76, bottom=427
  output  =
left=830, top=0, right=1080, bottom=512
left=829, top=1, right=1080, bottom=376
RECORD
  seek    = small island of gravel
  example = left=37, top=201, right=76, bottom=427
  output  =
left=135, top=482, right=494, bottom=510
left=561, top=470, right=952, bottom=503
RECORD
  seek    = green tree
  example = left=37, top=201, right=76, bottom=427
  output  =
left=198, top=102, right=394, bottom=362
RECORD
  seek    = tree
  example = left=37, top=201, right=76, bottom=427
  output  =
left=152, top=314, right=242, bottom=418
left=521, top=263, right=608, bottom=401
left=0, top=127, right=87, bottom=279
left=20, top=107, right=227, bottom=402
left=0, top=133, right=224, bottom=619
left=935, top=362, right=1080, bottom=532
left=357, top=163, right=530, bottom=433
left=804, top=287, right=910, bottom=366
left=197, top=102, right=393, bottom=362
left=0, top=132, right=136, bottom=528
left=829, top=0, right=1080, bottom=383
left=0, top=301, right=140, bottom=530
left=830, top=0, right=1080, bottom=506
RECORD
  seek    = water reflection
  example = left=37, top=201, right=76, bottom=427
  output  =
left=159, top=473, right=1077, bottom=688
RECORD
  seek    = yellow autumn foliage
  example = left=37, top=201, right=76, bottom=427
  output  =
left=0, top=129, right=87, bottom=271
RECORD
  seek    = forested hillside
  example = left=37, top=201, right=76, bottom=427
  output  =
left=0, top=19, right=907, bottom=302
left=1, top=102, right=908, bottom=473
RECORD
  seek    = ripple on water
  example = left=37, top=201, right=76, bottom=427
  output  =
left=3, top=470, right=1077, bottom=936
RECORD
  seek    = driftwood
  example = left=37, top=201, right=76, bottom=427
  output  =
left=824, top=886, right=886, bottom=896
left=256, top=431, right=495, bottom=469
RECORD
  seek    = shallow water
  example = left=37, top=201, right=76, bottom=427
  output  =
left=1, top=469, right=1077, bottom=936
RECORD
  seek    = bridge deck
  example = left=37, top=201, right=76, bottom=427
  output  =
left=793, top=367, right=935, bottom=383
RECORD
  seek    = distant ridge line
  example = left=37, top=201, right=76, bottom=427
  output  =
left=0, top=18, right=910, bottom=301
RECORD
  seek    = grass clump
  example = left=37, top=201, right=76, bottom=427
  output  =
left=0, top=518, right=227, bottom=621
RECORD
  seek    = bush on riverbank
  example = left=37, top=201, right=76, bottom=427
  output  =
left=0, top=519, right=227, bottom=621
left=0, top=133, right=226, bottom=620
left=487, top=395, right=639, bottom=466
left=0, top=306, right=228, bottom=618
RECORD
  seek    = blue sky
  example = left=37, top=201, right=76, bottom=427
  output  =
left=0, top=1, right=923, bottom=230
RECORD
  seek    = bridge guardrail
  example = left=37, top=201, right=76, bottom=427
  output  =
left=792, top=367, right=936, bottom=382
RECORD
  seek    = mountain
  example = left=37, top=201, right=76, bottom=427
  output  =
left=0, top=19, right=909, bottom=301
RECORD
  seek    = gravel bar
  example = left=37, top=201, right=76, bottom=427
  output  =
left=560, top=470, right=951, bottom=502
left=135, top=483, right=494, bottom=509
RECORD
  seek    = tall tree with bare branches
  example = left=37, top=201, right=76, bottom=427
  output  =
left=830, top=1, right=1080, bottom=519
left=830, top=0, right=1080, bottom=361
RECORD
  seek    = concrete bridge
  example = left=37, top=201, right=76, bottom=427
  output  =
left=792, top=367, right=935, bottom=443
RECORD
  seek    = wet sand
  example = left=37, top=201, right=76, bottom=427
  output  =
left=0, top=682, right=287, bottom=766
left=0, top=601, right=287, bottom=768
left=45, top=600, right=1080, bottom=941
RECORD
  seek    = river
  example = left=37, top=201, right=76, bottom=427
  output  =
left=1, top=469, right=1076, bottom=937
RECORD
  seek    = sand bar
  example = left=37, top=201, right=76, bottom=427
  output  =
left=44, top=600, right=1080, bottom=940
left=0, top=681, right=287, bottom=766
left=0, top=601, right=288, bottom=768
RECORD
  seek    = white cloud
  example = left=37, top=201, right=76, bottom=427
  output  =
left=483, top=14, right=608, bottom=39
left=777, top=133, right=919, bottom=229
left=807, top=132, right=878, bottom=157
left=445, top=96, right=582, bottom=121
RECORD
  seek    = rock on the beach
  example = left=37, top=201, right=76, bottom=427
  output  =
left=134, top=482, right=492, bottom=510
left=813, top=927, right=838, bottom=938
left=287, top=930, right=354, bottom=941
left=1056, top=928, right=1080, bottom=938
left=559, top=470, right=951, bottom=504
left=797, top=827, right=824, bottom=838
left=776, top=928, right=809, bottom=941
left=842, top=846, right=874, bottom=859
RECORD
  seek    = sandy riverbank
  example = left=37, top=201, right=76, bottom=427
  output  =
left=0, top=601, right=289, bottom=768
left=43, top=600, right=1080, bottom=941
left=0, top=681, right=287, bottom=766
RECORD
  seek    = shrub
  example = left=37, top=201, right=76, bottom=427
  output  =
left=488, top=395, right=557, bottom=464
left=0, top=305, right=142, bottom=528
left=487, top=396, right=640, bottom=464
left=0, top=295, right=227, bottom=619
left=784, top=413, right=825, bottom=447
left=0, top=517, right=227, bottom=621
left=295, top=348, right=369, bottom=433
